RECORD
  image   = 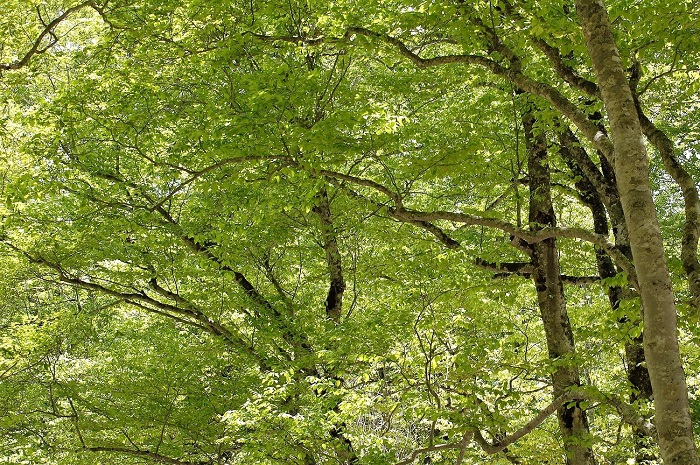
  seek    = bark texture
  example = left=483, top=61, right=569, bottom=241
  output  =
left=574, top=0, right=699, bottom=463
left=524, top=111, right=596, bottom=465
left=313, top=188, right=346, bottom=323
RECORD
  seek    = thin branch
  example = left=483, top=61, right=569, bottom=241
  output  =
left=249, top=28, right=614, bottom=160
left=0, top=1, right=93, bottom=72
left=149, top=155, right=291, bottom=212
left=81, top=446, right=211, bottom=465
left=395, top=432, right=472, bottom=465
left=0, top=240, right=255, bottom=352
left=323, top=175, right=461, bottom=249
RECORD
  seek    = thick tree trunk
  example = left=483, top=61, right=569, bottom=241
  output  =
left=524, top=111, right=597, bottom=465
left=574, top=1, right=700, bottom=463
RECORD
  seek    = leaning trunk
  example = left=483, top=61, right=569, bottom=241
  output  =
left=574, top=0, right=699, bottom=462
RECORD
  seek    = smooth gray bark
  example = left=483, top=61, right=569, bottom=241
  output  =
left=574, top=0, right=699, bottom=463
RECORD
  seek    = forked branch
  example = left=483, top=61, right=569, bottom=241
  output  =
left=0, top=1, right=94, bottom=73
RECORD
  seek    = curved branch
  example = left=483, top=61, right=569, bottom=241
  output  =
left=395, top=432, right=472, bottom=465
left=308, top=165, right=635, bottom=284
left=0, top=240, right=256, bottom=354
left=251, top=27, right=613, bottom=160
left=474, top=390, right=587, bottom=454
left=397, top=389, right=595, bottom=463
left=349, top=26, right=613, bottom=160
left=393, top=208, right=637, bottom=285
left=635, top=103, right=700, bottom=310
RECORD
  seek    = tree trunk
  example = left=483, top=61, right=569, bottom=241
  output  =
left=574, top=0, right=699, bottom=463
left=524, top=110, right=597, bottom=465
left=561, top=139, right=655, bottom=463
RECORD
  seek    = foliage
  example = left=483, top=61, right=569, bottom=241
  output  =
left=1, top=0, right=700, bottom=464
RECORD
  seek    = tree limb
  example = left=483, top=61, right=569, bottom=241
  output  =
left=0, top=1, right=93, bottom=73
left=249, top=27, right=614, bottom=160
left=475, top=258, right=600, bottom=286
left=635, top=101, right=700, bottom=310
left=309, top=165, right=635, bottom=284
left=530, top=36, right=600, bottom=97
left=81, top=446, right=211, bottom=465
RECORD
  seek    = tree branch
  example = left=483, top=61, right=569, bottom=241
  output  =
left=149, top=155, right=291, bottom=212
left=0, top=1, right=93, bottom=73
left=530, top=36, right=600, bottom=97
left=321, top=173, right=461, bottom=249
left=474, top=258, right=600, bottom=286
left=250, top=27, right=614, bottom=160
left=635, top=102, right=700, bottom=310
left=397, top=389, right=601, bottom=463
left=307, top=165, right=634, bottom=284
left=395, top=432, right=472, bottom=465
left=473, top=390, right=586, bottom=454
left=81, top=446, right=211, bottom=465
left=0, top=240, right=257, bottom=354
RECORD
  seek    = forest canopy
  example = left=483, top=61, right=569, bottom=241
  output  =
left=1, top=0, right=700, bottom=464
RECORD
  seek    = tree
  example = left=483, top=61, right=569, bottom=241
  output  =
left=575, top=0, right=698, bottom=462
left=1, top=0, right=699, bottom=464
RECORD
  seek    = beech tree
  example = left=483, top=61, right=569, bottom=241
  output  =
left=1, top=0, right=700, bottom=464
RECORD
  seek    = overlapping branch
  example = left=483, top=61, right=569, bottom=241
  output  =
left=306, top=165, right=636, bottom=286
left=249, top=27, right=614, bottom=160
left=474, top=258, right=600, bottom=286
left=396, top=388, right=655, bottom=464
left=0, top=239, right=261, bottom=359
